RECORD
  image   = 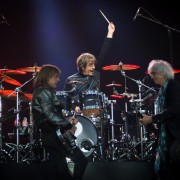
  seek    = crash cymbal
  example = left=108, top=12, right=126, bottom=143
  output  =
left=16, top=66, right=41, bottom=73
left=0, top=69, right=26, bottom=75
left=110, top=94, right=124, bottom=99
left=102, top=64, right=140, bottom=71
left=106, top=83, right=122, bottom=87
left=145, top=69, right=180, bottom=74
left=120, top=92, right=138, bottom=98
left=173, top=69, right=180, bottom=73
left=0, top=90, right=32, bottom=102
left=66, top=81, right=84, bottom=84
left=0, top=75, right=22, bottom=86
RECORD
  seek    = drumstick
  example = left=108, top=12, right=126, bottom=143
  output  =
left=99, top=9, right=110, bottom=24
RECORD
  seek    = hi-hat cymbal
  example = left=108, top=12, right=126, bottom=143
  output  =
left=106, top=83, right=122, bottom=87
left=16, top=66, right=41, bottom=73
left=102, top=64, right=140, bottom=71
left=66, top=81, right=84, bottom=84
left=120, top=92, right=138, bottom=98
left=0, top=90, right=32, bottom=102
left=0, top=75, right=22, bottom=86
left=0, top=69, right=26, bottom=75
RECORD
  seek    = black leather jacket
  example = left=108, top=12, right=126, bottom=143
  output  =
left=32, top=86, right=72, bottom=130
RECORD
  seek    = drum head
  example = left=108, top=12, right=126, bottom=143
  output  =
left=65, top=114, right=98, bottom=157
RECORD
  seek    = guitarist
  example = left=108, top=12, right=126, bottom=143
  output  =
left=32, top=64, right=88, bottom=180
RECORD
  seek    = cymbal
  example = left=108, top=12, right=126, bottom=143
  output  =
left=66, top=81, right=84, bottom=84
left=173, top=69, right=180, bottom=73
left=110, top=94, right=124, bottom=99
left=102, top=64, right=140, bottom=71
left=120, top=92, right=138, bottom=98
left=0, top=90, right=32, bottom=102
left=0, top=69, right=26, bottom=75
left=106, top=83, right=122, bottom=87
left=0, top=75, right=22, bottom=86
left=145, top=69, right=180, bottom=74
left=16, top=66, right=41, bottom=73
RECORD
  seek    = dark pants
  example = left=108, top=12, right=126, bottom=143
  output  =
left=38, top=125, right=88, bottom=180
left=157, top=140, right=180, bottom=180
left=67, top=147, right=88, bottom=180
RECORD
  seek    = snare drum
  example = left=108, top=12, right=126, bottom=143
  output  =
left=79, top=90, right=104, bottom=117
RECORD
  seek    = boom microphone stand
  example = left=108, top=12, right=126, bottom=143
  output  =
left=134, top=7, right=180, bottom=65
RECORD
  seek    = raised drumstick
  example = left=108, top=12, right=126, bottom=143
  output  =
left=99, top=9, right=110, bottom=24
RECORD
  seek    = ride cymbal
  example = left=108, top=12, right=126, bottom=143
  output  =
left=16, top=66, right=41, bottom=73
left=0, top=75, right=22, bottom=86
left=0, top=69, right=26, bottom=75
left=102, top=64, right=140, bottom=71
left=0, top=90, right=32, bottom=102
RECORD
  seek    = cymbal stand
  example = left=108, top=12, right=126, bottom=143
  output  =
left=21, top=102, right=35, bottom=163
left=120, top=66, right=157, bottom=160
left=108, top=99, right=117, bottom=160
left=0, top=84, right=3, bottom=153
left=120, top=70, right=136, bottom=160
left=8, top=73, right=37, bottom=163
left=28, top=102, right=33, bottom=154
left=12, top=87, right=21, bottom=163
left=0, top=82, right=14, bottom=163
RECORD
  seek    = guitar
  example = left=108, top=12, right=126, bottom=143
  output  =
left=56, top=112, right=78, bottom=154
left=56, top=128, right=77, bottom=154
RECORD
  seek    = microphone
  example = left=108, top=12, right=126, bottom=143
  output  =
left=0, top=13, right=10, bottom=26
left=133, top=7, right=141, bottom=21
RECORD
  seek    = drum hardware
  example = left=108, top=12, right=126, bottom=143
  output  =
left=8, top=72, right=35, bottom=163
left=120, top=65, right=157, bottom=160
left=107, top=99, right=118, bottom=161
left=0, top=84, right=12, bottom=163
left=20, top=102, right=35, bottom=163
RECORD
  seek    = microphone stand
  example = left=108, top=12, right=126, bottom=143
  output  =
left=121, top=70, right=156, bottom=160
left=137, top=12, right=180, bottom=65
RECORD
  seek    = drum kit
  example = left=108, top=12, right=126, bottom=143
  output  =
left=55, top=61, right=159, bottom=162
left=1, top=62, right=178, bottom=165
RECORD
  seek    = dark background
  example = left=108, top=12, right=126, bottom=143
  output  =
left=1, top=0, right=180, bottom=143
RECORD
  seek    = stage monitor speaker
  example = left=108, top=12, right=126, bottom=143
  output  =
left=83, top=161, right=157, bottom=180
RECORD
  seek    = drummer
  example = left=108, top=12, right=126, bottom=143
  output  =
left=64, top=22, right=115, bottom=113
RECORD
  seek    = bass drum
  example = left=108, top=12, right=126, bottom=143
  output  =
left=65, top=114, right=98, bottom=157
